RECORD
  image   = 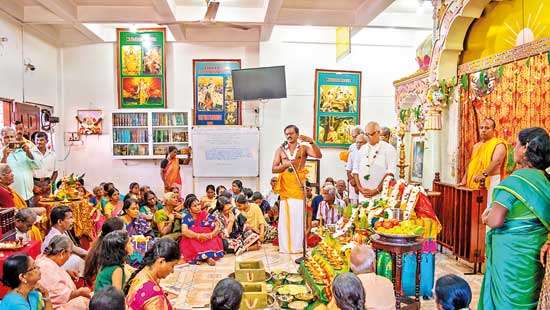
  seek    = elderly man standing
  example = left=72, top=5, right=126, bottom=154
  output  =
left=352, top=122, right=397, bottom=204
left=1, top=127, right=41, bottom=201
left=346, top=126, right=363, bottom=205
left=316, top=185, right=346, bottom=226
left=350, top=244, right=395, bottom=310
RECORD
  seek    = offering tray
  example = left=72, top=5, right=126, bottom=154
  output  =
left=374, top=232, right=421, bottom=244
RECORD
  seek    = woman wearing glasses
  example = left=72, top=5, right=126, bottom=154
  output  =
left=0, top=253, right=52, bottom=310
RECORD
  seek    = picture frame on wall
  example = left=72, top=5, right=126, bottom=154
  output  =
left=313, top=69, right=361, bottom=148
left=117, top=28, right=166, bottom=109
left=76, top=109, right=103, bottom=135
left=409, top=134, right=425, bottom=184
left=193, top=59, right=242, bottom=125
left=305, top=159, right=320, bottom=193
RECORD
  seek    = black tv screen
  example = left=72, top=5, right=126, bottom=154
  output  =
left=232, top=66, right=287, bottom=101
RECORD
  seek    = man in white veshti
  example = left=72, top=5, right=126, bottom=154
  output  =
left=346, top=126, right=364, bottom=205
left=272, top=125, right=322, bottom=254
left=352, top=122, right=397, bottom=204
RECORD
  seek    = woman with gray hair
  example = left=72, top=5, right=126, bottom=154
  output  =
left=36, top=235, right=91, bottom=309
left=331, top=272, right=366, bottom=310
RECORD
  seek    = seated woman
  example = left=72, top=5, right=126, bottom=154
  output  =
left=180, top=196, right=224, bottom=265
left=435, top=274, right=472, bottom=310
left=105, top=188, right=123, bottom=218
left=90, top=185, right=107, bottom=232
left=124, top=182, right=140, bottom=202
left=235, top=194, right=267, bottom=243
left=211, top=196, right=260, bottom=255
left=154, top=192, right=183, bottom=240
left=330, top=272, right=365, bottom=310
left=0, top=253, right=52, bottom=310
left=140, top=191, right=163, bottom=222
left=121, top=198, right=153, bottom=237
left=125, top=238, right=181, bottom=310
left=83, top=217, right=125, bottom=287
left=121, top=198, right=154, bottom=265
left=95, top=230, right=133, bottom=292
left=210, top=278, right=243, bottom=310
left=200, top=184, right=217, bottom=211
left=36, top=235, right=91, bottom=309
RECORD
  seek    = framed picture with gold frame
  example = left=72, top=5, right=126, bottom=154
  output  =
left=305, top=159, right=320, bottom=193
left=409, top=134, right=425, bottom=184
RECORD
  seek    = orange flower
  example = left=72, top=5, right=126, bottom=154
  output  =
left=339, top=151, right=349, bottom=162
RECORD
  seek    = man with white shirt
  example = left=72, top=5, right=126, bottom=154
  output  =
left=352, top=122, right=397, bottom=203
left=33, top=132, right=57, bottom=191
left=346, top=126, right=364, bottom=205
left=42, top=206, right=88, bottom=274
left=265, top=176, right=279, bottom=208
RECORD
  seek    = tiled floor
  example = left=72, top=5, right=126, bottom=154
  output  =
left=160, top=244, right=482, bottom=309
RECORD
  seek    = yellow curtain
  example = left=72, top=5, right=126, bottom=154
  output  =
left=459, top=53, right=550, bottom=179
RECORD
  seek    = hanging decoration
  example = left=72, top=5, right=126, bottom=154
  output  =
left=76, top=110, right=103, bottom=135
left=426, top=77, right=456, bottom=109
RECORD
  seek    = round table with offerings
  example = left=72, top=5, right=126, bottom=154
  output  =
left=370, top=233, right=423, bottom=310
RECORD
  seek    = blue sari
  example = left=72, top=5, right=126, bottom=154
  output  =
left=0, top=290, right=43, bottom=310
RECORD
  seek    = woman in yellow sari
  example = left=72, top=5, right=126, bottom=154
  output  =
left=161, top=146, right=184, bottom=193
left=124, top=238, right=180, bottom=310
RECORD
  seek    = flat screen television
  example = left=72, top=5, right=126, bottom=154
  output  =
left=232, top=66, right=287, bottom=101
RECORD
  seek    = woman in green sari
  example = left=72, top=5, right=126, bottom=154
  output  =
left=479, top=127, right=550, bottom=310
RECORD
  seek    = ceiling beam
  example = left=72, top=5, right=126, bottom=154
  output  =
left=276, top=8, right=357, bottom=27
left=24, top=5, right=66, bottom=24
left=77, top=6, right=161, bottom=23
left=352, top=0, right=394, bottom=36
left=0, top=0, right=24, bottom=22
left=23, top=24, right=60, bottom=46
left=151, top=0, right=185, bottom=41
left=261, top=0, right=283, bottom=41
left=33, top=0, right=103, bottom=43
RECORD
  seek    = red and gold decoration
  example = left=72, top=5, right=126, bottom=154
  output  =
left=76, top=110, right=103, bottom=135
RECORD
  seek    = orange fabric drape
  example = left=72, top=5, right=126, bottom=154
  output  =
left=458, top=53, right=550, bottom=179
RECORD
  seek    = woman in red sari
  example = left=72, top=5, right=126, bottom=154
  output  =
left=180, top=196, right=224, bottom=266
left=160, top=146, right=183, bottom=192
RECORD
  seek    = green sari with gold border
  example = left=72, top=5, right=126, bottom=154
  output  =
left=479, top=169, right=550, bottom=310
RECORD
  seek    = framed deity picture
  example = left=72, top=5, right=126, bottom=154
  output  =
left=409, top=134, right=425, bottom=183
left=314, top=69, right=361, bottom=148
left=76, top=110, right=103, bottom=135
left=117, top=28, right=166, bottom=109
left=305, top=159, right=320, bottom=193
left=193, top=59, right=242, bottom=125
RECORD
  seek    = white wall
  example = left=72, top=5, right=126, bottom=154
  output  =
left=60, top=42, right=260, bottom=195
left=1, top=19, right=427, bottom=197
left=257, top=26, right=426, bottom=192
left=0, top=12, right=62, bottom=164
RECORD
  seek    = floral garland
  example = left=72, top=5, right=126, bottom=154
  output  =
left=399, top=184, right=415, bottom=209
left=334, top=207, right=358, bottom=237
left=387, top=179, right=406, bottom=209
left=403, top=186, right=422, bottom=220
left=426, top=77, right=456, bottom=109
left=380, top=174, right=395, bottom=197
left=362, top=143, right=382, bottom=181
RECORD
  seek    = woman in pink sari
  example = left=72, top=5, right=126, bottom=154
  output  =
left=125, top=238, right=180, bottom=310
left=180, top=196, right=224, bottom=265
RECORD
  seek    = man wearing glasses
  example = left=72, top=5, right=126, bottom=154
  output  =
left=352, top=122, right=397, bottom=203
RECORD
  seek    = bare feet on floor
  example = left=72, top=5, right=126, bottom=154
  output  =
left=206, top=258, right=216, bottom=266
